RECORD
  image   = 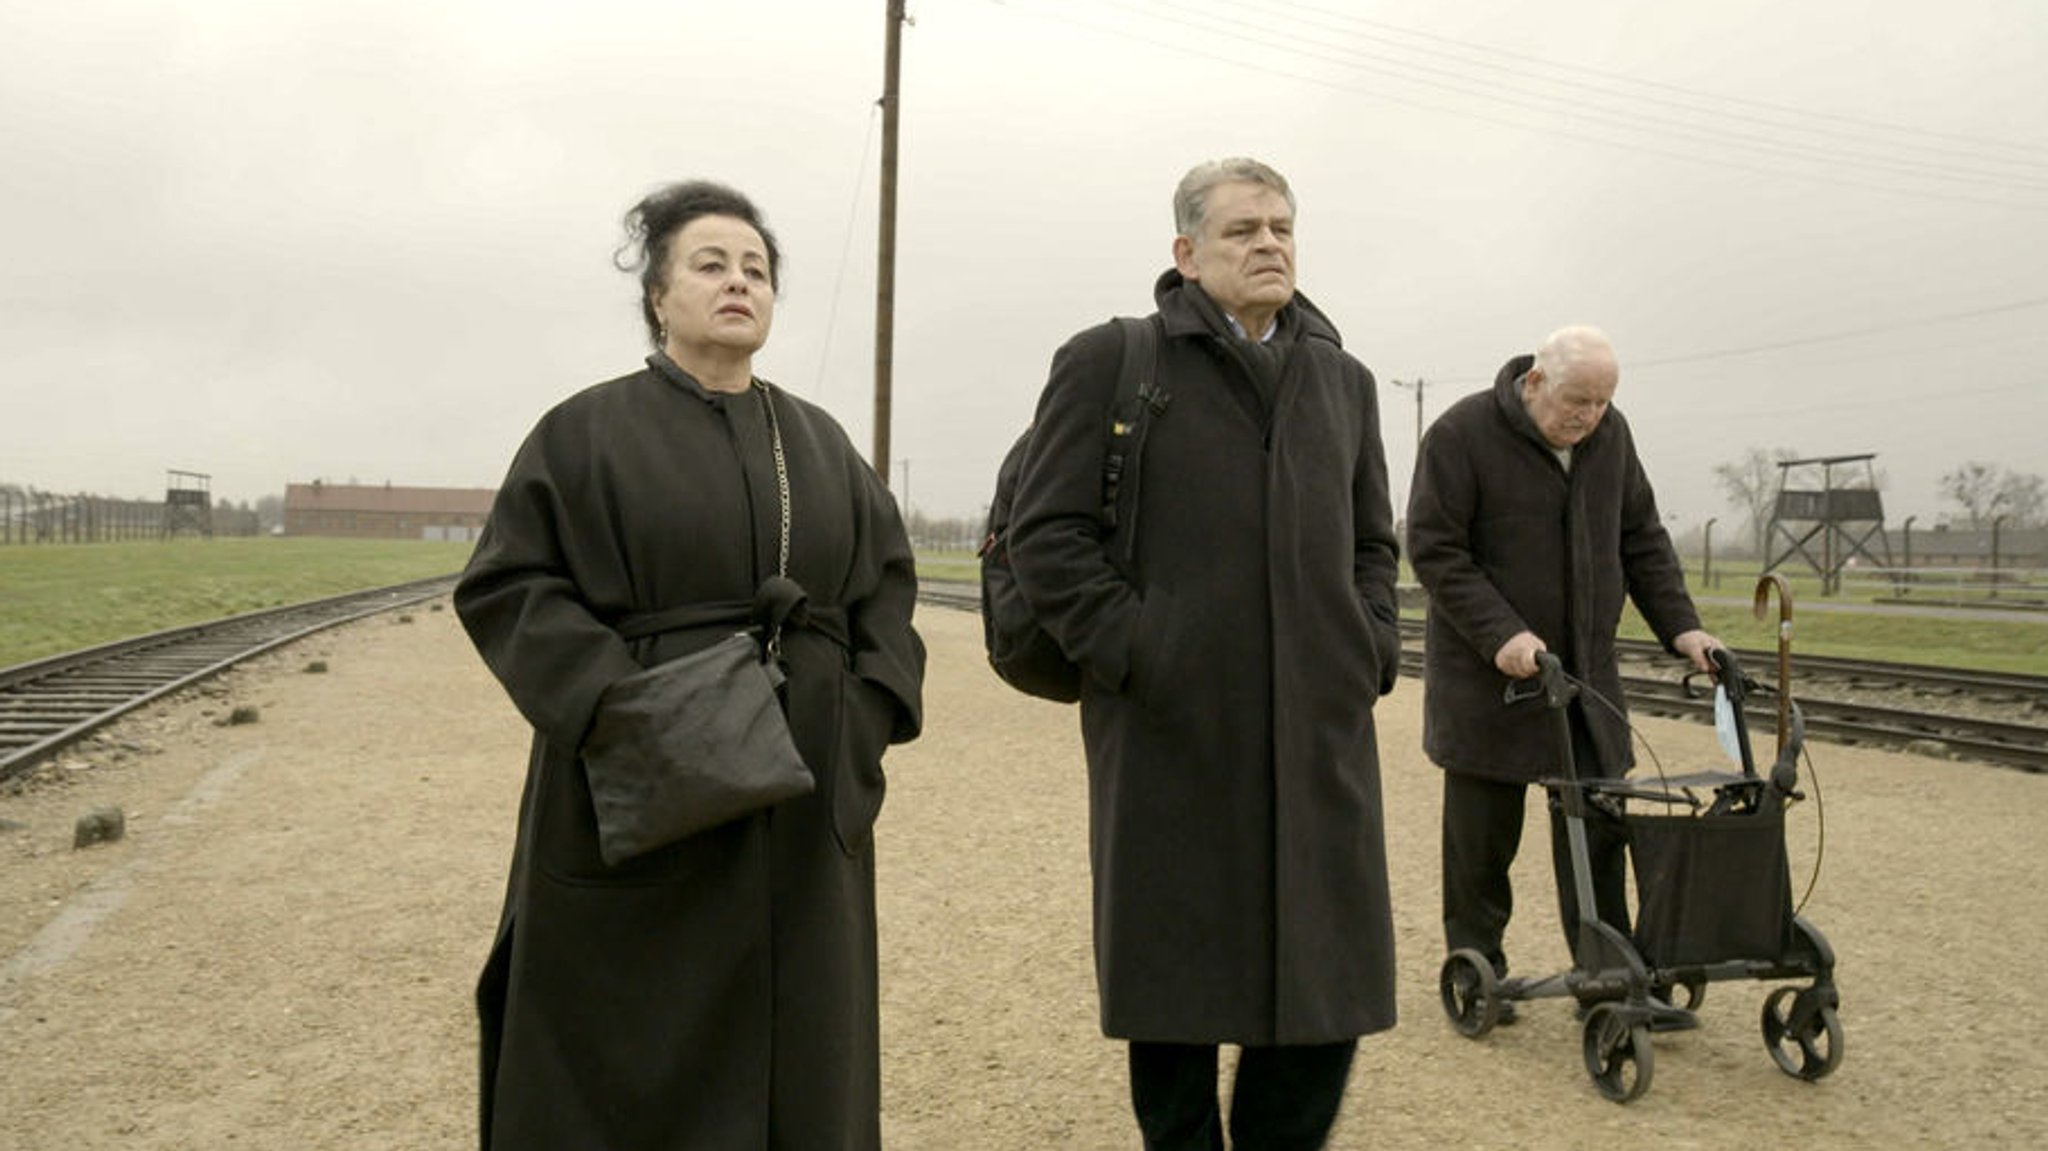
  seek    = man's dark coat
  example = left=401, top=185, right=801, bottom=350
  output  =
left=455, top=355, right=924, bottom=1150
left=1009, top=270, right=1403, bottom=1045
left=1406, top=354, right=1701, bottom=782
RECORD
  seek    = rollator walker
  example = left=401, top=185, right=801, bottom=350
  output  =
left=1437, top=642, right=1843, bottom=1103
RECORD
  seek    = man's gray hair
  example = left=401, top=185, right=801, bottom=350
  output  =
left=1173, top=158, right=1295, bottom=237
left=1533, top=325, right=1617, bottom=390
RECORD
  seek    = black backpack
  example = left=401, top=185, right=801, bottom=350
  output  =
left=979, top=316, right=1165, bottom=703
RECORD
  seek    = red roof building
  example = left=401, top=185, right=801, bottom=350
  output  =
left=282, top=481, right=496, bottom=541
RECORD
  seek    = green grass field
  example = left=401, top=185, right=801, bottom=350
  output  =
left=1620, top=601, right=2047, bottom=676
left=0, top=538, right=472, bottom=668
left=1613, top=560, right=2045, bottom=674
left=915, top=552, right=979, bottom=583
left=4, top=542, right=2041, bottom=675
left=918, top=550, right=2048, bottom=676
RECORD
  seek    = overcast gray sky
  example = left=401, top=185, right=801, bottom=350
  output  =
left=2, top=0, right=2042, bottom=534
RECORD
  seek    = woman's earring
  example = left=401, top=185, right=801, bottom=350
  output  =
left=658, top=323, right=668, bottom=345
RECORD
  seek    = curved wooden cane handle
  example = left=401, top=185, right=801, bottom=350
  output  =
left=1753, top=573, right=1794, bottom=758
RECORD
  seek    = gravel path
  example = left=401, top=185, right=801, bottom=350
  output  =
left=2, top=600, right=2044, bottom=1149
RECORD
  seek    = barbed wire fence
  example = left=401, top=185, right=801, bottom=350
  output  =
left=0, top=483, right=261, bottom=545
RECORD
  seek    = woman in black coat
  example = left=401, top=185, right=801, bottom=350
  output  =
left=456, top=181, right=924, bottom=1150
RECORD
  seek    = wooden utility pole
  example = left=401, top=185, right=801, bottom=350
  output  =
left=873, top=0, right=906, bottom=483
left=1392, top=377, right=1426, bottom=449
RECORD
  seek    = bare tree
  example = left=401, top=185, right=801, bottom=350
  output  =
left=1941, top=461, right=2000, bottom=527
left=1940, top=461, right=2047, bottom=528
left=1713, top=446, right=1799, bottom=556
left=2007, top=473, right=2048, bottom=527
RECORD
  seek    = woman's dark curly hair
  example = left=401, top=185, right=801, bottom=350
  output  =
left=616, top=180, right=782, bottom=347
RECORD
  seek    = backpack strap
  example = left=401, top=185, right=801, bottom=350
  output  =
left=1100, top=314, right=1165, bottom=529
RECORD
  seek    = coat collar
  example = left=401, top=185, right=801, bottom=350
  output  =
left=646, top=350, right=764, bottom=405
left=1151, top=268, right=1345, bottom=349
left=1491, top=354, right=1540, bottom=445
left=1492, top=352, right=1616, bottom=459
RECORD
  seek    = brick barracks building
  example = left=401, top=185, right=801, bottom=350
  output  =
left=282, top=482, right=495, bottom=542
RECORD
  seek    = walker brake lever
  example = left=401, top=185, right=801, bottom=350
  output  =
left=1681, top=668, right=1716, bottom=698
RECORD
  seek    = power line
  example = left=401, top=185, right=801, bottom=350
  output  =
left=1624, top=380, right=2041, bottom=431
left=1400, top=298, right=2048, bottom=390
left=1223, top=0, right=2048, bottom=165
left=1630, top=296, right=2048, bottom=368
left=811, top=101, right=882, bottom=399
left=1097, top=0, right=2048, bottom=193
left=986, top=1, right=2048, bottom=211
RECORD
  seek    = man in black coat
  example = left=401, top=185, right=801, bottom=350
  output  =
left=1010, top=158, right=1403, bottom=1151
left=1406, top=325, right=1718, bottom=1026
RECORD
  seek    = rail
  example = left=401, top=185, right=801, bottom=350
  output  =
left=0, top=576, right=457, bottom=783
left=921, top=579, right=2048, bottom=773
left=6, top=577, right=2038, bottom=784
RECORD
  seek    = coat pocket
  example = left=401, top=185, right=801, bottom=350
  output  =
left=1372, top=615, right=1402, bottom=696
left=1123, top=588, right=1174, bottom=709
left=828, top=670, right=897, bottom=855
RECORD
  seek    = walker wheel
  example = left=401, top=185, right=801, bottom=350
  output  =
left=1439, top=949, right=1502, bottom=1037
left=1664, top=975, right=1708, bottom=1012
left=1761, top=986, right=1844, bottom=1080
left=1581, top=1003, right=1654, bottom=1103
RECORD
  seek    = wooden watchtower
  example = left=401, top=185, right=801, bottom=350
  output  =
left=1763, top=454, right=1891, bottom=594
left=161, top=469, right=213, bottom=539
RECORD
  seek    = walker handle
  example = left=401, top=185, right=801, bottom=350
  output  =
left=1709, top=645, right=1748, bottom=705
left=1535, top=651, right=1575, bottom=710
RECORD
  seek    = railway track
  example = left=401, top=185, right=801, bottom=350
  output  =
left=5, top=577, right=2038, bottom=784
left=1491, top=627, right=2048, bottom=773
left=0, top=576, right=458, bottom=784
left=1615, top=673, right=2048, bottom=773
left=1609, top=636, right=2048, bottom=713
left=924, top=580, right=2048, bottom=773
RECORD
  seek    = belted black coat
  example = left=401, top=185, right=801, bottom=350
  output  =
left=1009, top=270, right=1402, bottom=1045
left=456, top=354, right=924, bottom=1150
left=1406, top=355, right=1701, bottom=782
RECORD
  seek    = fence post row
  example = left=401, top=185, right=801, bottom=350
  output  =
left=0, top=486, right=263, bottom=544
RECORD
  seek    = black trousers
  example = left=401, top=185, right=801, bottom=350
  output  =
left=1127, top=1040, right=1356, bottom=1151
left=1441, top=707, right=1631, bottom=975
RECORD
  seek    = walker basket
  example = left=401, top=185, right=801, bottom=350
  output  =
left=1627, top=801, right=1794, bottom=969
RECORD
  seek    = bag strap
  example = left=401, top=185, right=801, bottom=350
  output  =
left=755, top=381, right=791, bottom=579
left=1097, top=315, right=1163, bottom=528
left=754, top=381, right=796, bottom=657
